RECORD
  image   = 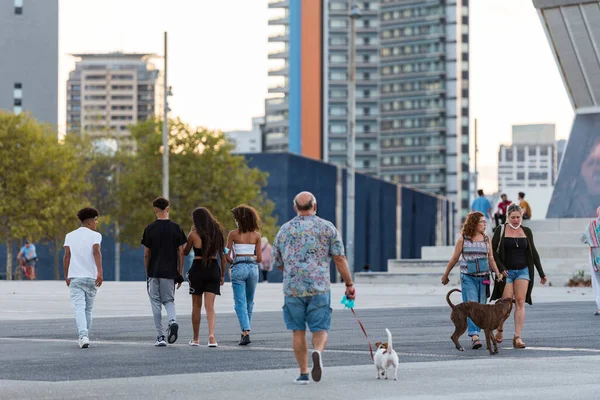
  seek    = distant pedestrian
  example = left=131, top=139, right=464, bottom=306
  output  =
left=141, top=197, right=187, bottom=347
left=272, top=191, right=355, bottom=384
left=226, top=204, right=262, bottom=345
left=260, top=236, right=273, bottom=282
left=581, top=205, right=600, bottom=316
left=472, top=190, right=492, bottom=233
left=441, top=212, right=503, bottom=350
left=494, top=194, right=512, bottom=228
left=184, top=207, right=226, bottom=347
left=17, top=239, right=38, bottom=280
left=491, top=203, right=547, bottom=348
left=63, top=207, right=103, bottom=349
left=518, top=192, right=532, bottom=220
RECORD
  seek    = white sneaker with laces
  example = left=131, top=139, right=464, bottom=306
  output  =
left=79, top=336, right=90, bottom=349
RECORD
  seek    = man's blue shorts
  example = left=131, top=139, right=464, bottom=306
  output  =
left=283, top=292, right=332, bottom=332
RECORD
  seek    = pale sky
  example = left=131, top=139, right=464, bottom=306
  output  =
left=58, top=0, right=573, bottom=193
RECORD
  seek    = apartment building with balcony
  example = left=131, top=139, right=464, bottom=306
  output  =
left=66, top=53, right=163, bottom=146
left=264, top=0, right=470, bottom=216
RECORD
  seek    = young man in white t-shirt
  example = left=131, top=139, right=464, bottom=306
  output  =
left=63, top=207, right=103, bottom=349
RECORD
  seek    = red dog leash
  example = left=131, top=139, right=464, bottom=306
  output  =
left=350, top=308, right=374, bottom=361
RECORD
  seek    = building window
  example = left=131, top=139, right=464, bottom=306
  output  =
left=330, top=19, right=348, bottom=28
left=363, top=142, right=370, bottom=151
left=13, top=81, right=23, bottom=114
left=364, top=125, right=371, bottom=133
left=517, top=172, right=525, bottom=180
left=14, top=0, right=23, bottom=14
left=517, top=150, right=525, bottom=162
left=528, top=147, right=536, bottom=156
left=363, top=160, right=371, bottom=168
left=331, top=53, right=348, bottom=63
left=540, top=147, right=548, bottom=156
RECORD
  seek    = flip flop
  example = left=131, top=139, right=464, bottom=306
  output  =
left=189, top=340, right=200, bottom=347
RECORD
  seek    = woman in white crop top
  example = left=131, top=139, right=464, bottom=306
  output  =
left=226, top=204, right=263, bottom=346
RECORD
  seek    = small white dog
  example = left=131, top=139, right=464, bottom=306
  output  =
left=374, top=328, right=399, bottom=380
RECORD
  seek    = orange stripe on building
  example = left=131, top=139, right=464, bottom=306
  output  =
left=301, top=0, right=322, bottom=160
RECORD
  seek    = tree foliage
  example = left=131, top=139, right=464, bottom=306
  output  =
left=0, top=112, right=92, bottom=279
left=115, top=118, right=277, bottom=246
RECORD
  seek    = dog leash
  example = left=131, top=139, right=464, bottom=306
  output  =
left=341, top=296, right=374, bottom=360
left=350, top=308, right=375, bottom=361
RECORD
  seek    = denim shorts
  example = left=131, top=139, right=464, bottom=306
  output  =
left=506, top=267, right=530, bottom=283
left=283, top=292, right=332, bottom=332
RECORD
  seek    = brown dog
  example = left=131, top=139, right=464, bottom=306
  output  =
left=446, top=288, right=512, bottom=355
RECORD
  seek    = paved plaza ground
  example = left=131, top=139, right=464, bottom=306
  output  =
left=1, top=281, right=599, bottom=399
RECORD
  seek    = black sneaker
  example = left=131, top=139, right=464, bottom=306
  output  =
left=167, top=322, right=179, bottom=344
left=238, top=334, right=250, bottom=346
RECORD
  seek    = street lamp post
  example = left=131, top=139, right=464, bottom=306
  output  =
left=347, top=4, right=361, bottom=279
left=162, top=31, right=169, bottom=199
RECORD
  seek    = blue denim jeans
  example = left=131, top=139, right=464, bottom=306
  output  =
left=460, top=273, right=487, bottom=337
left=231, top=257, right=259, bottom=332
left=69, top=277, right=97, bottom=339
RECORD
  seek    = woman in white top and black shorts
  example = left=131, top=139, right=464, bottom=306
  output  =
left=226, top=205, right=263, bottom=346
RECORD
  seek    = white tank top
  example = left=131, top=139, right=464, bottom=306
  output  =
left=233, top=243, right=255, bottom=254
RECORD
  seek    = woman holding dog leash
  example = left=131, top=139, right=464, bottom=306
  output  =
left=442, top=211, right=503, bottom=349
left=491, top=203, right=547, bottom=349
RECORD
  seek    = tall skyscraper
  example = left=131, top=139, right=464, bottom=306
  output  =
left=66, top=53, right=163, bottom=144
left=0, top=0, right=58, bottom=125
left=265, top=0, right=470, bottom=217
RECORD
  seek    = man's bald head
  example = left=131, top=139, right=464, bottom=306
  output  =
left=294, top=191, right=317, bottom=213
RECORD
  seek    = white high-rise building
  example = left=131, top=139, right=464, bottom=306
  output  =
left=224, top=117, right=264, bottom=154
left=66, top=53, right=163, bottom=142
left=498, top=124, right=556, bottom=191
left=497, top=124, right=556, bottom=218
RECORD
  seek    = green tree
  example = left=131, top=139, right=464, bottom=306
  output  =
left=0, top=112, right=92, bottom=279
left=115, top=118, right=277, bottom=247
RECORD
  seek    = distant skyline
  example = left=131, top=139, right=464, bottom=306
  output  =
left=58, top=0, right=573, bottom=194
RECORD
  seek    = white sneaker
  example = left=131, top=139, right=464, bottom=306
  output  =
left=79, top=336, right=90, bottom=349
left=155, top=335, right=167, bottom=347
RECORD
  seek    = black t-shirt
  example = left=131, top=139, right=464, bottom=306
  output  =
left=141, top=219, right=187, bottom=279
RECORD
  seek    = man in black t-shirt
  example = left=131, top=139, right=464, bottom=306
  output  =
left=141, top=197, right=187, bottom=346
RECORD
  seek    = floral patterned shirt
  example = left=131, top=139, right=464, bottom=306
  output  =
left=271, top=215, right=345, bottom=297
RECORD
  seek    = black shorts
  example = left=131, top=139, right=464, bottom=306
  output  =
left=187, top=259, right=221, bottom=296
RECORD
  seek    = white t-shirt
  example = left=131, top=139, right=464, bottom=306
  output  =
left=64, top=227, right=102, bottom=279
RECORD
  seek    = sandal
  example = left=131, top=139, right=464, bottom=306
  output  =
left=513, top=336, right=526, bottom=349
left=188, top=340, right=200, bottom=347
left=495, top=329, right=503, bottom=343
left=472, top=337, right=482, bottom=350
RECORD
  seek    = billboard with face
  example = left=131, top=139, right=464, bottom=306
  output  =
left=547, top=113, right=600, bottom=218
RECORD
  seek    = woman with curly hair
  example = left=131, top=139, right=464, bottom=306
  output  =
left=226, top=204, right=263, bottom=346
left=442, top=211, right=503, bottom=349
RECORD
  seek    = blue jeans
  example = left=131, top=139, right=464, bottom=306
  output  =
left=460, top=273, right=487, bottom=337
left=69, top=277, right=97, bottom=339
left=283, top=292, right=332, bottom=332
left=231, top=257, right=259, bottom=332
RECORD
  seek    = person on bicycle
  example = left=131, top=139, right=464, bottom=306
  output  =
left=17, top=240, right=37, bottom=280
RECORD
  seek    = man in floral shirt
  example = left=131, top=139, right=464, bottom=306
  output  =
left=272, top=191, right=356, bottom=385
